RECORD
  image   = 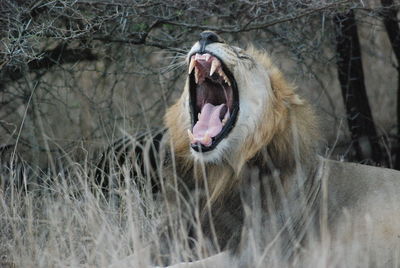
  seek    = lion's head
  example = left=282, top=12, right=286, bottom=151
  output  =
left=162, top=32, right=321, bottom=250
left=166, top=31, right=317, bottom=172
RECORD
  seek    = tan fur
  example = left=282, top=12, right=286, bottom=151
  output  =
left=165, top=45, right=318, bottom=203
left=161, top=33, right=400, bottom=265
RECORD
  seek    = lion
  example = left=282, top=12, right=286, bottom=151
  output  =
left=104, top=31, right=400, bottom=267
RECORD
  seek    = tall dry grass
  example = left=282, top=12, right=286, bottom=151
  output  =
left=1, top=152, right=156, bottom=267
left=0, top=138, right=228, bottom=267
left=1, top=136, right=399, bottom=268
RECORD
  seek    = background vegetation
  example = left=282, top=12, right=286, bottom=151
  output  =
left=1, top=0, right=399, bottom=167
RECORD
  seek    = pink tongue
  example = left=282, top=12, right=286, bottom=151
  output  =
left=192, top=103, right=226, bottom=147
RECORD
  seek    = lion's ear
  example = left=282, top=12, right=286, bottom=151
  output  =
left=269, top=68, right=304, bottom=106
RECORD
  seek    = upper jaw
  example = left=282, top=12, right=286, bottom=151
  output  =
left=187, top=42, right=234, bottom=69
left=188, top=53, right=231, bottom=88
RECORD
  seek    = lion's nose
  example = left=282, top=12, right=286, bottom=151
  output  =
left=199, top=31, right=222, bottom=52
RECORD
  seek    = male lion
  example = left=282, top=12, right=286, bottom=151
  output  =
left=107, top=31, right=400, bottom=267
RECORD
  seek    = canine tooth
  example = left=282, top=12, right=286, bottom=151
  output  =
left=188, top=58, right=195, bottom=74
left=205, top=54, right=211, bottom=61
left=222, top=110, right=230, bottom=125
left=224, top=76, right=231, bottom=86
left=202, top=133, right=212, bottom=145
left=198, top=113, right=201, bottom=118
left=195, top=66, right=199, bottom=84
left=210, top=59, right=220, bottom=76
left=187, top=129, right=194, bottom=142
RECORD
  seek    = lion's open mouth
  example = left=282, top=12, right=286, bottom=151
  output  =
left=187, top=53, right=239, bottom=152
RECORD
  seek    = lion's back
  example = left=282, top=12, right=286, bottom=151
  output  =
left=322, top=159, right=400, bottom=264
left=324, top=159, right=400, bottom=207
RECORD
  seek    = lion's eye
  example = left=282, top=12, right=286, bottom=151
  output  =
left=232, top=46, right=243, bottom=53
left=231, top=46, right=252, bottom=63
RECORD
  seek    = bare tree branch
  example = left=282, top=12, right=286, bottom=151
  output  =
left=381, top=0, right=400, bottom=169
left=334, top=10, right=384, bottom=165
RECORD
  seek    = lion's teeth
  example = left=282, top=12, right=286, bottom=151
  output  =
left=222, top=111, right=230, bottom=126
left=219, top=69, right=231, bottom=86
left=202, top=133, right=212, bottom=145
left=194, top=66, right=199, bottom=84
left=188, top=58, right=195, bottom=74
left=198, top=113, right=201, bottom=118
left=224, top=77, right=231, bottom=86
left=187, top=129, right=194, bottom=143
left=218, top=69, right=231, bottom=86
left=210, top=59, right=220, bottom=76
left=218, top=69, right=226, bottom=78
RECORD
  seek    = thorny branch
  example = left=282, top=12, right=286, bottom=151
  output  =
left=0, top=0, right=353, bottom=72
left=0, top=0, right=399, bottom=168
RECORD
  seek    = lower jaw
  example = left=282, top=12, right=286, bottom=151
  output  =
left=190, top=145, right=225, bottom=162
left=190, top=130, right=227, bottom=152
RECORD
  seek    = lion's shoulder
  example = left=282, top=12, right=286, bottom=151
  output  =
left=322, top=158, right=400, bottom=214
left=323, top=158, right=400, bottom=184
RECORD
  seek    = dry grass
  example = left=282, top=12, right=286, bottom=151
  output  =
left=0, top=142, right=226, bottom=267
left=1, top=140, right=399, bottom=268
left=0, top=156, right=156, bottom=267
